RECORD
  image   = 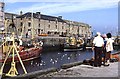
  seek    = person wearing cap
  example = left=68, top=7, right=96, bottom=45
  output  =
left=92, top=32, right=104, bottom=67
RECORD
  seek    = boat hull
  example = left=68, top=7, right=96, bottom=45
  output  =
left=63, top=44, right=84, bottom=51
left=0, top=47, right=42, bottom=63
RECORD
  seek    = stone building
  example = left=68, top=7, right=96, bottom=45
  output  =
left=4, top=11, right=92, bottom=38
left=0, top=2, right=4, bottom=31
left=64, top=20, right=92, bottom=37
left=16, top=12, right=68, bottom=37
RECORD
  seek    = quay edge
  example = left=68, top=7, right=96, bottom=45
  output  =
left=61, top=61, right=83, bottom=69
left=2, top=68, right=58, bottom=79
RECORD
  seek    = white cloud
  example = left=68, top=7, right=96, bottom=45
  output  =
left=5, top=0, right=119, bottom=15
left=3, top=0, right=119, bottom=3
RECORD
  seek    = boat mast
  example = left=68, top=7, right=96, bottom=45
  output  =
left=20, top=17, right=25, bottom=38
left=31, top=12, right=34, bottom=39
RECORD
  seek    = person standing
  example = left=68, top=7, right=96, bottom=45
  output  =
left=101, top=34, right=107, bottom=66
left=105, top=33, right=114, bottom=66
left=92, top=32, right=104, bottom=67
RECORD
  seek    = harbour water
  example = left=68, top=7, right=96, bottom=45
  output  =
left=0, top=36, right=119, bottom=75
left=3, top=48, right=119, bottom=74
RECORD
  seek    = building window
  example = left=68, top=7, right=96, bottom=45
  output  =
left=1, top=7, right=4, bottom=12
left=20, top=22, right=23, bottom=26
left=56, top=20, right=57, bottom=24
left=82, top=30, right=83, bottom=32
left=28, top=29, right=31, bottom=31
left=28, top=18, right=31, bottom=20
left=28, top=22, right=31, bottom=27
left=38, top=29, right=40, bottom=34
left=20, top=28, right=22, bottom=32
left=0, top=16, right=3, bottom=19
left=49, top=20, right=50, bottom=23
left=56, top=25, right=57, bottom=29
left=39, top=24, right=40, bottom=27
left=62, top=26, right=64, bottom=29
left=48, top=25, right=50, bottom=28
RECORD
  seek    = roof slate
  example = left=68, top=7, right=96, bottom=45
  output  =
left=17, top=12, right=65, bottom=22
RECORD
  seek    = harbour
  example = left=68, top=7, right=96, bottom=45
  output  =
left=1, top=49, right=119, bottom=79
left=0, top=34, right=120, bottom=78
left=0, top=1, right=120, bottom=79
left=2, top=46, right=120, bottom=75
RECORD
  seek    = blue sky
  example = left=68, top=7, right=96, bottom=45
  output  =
left=2, top=0, right=119, bottom=35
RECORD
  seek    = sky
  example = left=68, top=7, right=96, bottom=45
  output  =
left=1, top=0, right=119, bottom=35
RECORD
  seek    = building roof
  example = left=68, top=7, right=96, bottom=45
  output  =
left=64, top=20, right=91, bottom=28
left=5, top=12, right=91, bottom=28
left=5, top=12, right=19, bottom=19
left=17, top=12, right=66, bottom=23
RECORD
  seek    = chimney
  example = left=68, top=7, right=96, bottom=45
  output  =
left=58, top=16, right=62, bottom=19
left=20, top=11, right=23, bottom=15
left=36, top=12, right=41, bottom=18
left=36, top=12, right=41, bottom=14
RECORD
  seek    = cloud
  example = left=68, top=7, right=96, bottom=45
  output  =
left=5, top=0, right=119, bottom=15
left=4, top=0, right=119, bottom=3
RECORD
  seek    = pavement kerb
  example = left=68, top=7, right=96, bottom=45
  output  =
left=61, top=61, right=83, bottom=69
left=6, top=67, right=58, bottom=79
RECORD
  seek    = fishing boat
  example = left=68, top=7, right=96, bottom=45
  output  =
left=0, top=35, right=43, bottom=63
left=63, top=37, right=84, bottom=51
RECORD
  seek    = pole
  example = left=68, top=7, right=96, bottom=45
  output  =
left=32, top=12, right=34, bottom=39
left=0, top=33, right=27, bottom=77
left=6, top=33, right=18, bottom=77
left=0, top=46, right=12, bottom=75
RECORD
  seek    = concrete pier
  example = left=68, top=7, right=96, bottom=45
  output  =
left=39, top=62, right=118, bottom=77
left=3, top=61, right=119, bottom=79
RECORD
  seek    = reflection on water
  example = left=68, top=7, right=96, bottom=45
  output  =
left=3, top=50, right=93, bottom=74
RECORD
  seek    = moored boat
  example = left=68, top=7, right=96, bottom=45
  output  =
left=63, top=37, right=84, bottom=51
left=0, top=47, right=42, bottom=63
left=0, top=36, right=43, bottom=63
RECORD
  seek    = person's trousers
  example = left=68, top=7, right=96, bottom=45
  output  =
left=102, top=48, right=106, bottom=64
left=106, top=51, right=111, bottom=60
left=94, top=47, right=103, bottom=66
